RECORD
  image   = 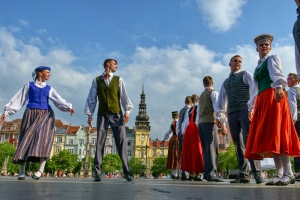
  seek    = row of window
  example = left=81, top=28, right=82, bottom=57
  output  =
left=126, top=150, right=165, bottom=157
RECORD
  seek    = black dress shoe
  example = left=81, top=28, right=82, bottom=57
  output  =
left=193, top=175, right=203, bottom=181
left=31, top=174, right=40, bottom=180
left=254, top=172, right=264, bottom=184
left=94, top=175, right=101, bottom=182
left=124, top=174, right=133, bottom=181
left=208, top=175, right=224, bottom=182
left=181, top=176, right=189, bottom=181
left=171, top=175, right=175, bottom=180
left=230, top=177, right=250, bottom=183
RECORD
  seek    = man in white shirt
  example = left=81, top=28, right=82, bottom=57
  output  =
left=84, top=58, right=133, bottom=182
left=216, top=55, right=263, bottom=184
left=287, top=72, right=300, bottom=181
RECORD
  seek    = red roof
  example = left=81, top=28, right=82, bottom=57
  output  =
left=66, top=126, right=79, bottom=134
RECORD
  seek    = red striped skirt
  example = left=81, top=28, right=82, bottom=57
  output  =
left=245, top=88, right=300, bottom=160
left=13, top=108, right=55, bottom=164
left=166, top=135, right=179, bottom=169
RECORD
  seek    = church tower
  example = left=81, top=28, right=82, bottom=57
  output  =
left=134, top=83, right=151, bottom=175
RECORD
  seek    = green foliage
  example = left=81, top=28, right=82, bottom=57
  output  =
left=73, top=155, right=94, bottom=174
left=0, top=142, right=19, bottom=173
left=50, top=150, right=78, bottom=173
left=129, top=157, right=146, bottom=175
left=102, top=154, right=122, bottom=173
left=150, top=157, right=171, bottom=176
left=217, top=142, right=239, bottom=172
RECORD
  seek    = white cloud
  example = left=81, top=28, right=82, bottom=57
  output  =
left=19, top=19, right=30, bottom=27
left=37, top=29, right=47, bottom=35
left=0, top=26, right=296, bottom=140
left=195, top=0, right=247, bottom=32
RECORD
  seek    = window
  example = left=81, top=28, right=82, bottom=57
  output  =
left=153, top=150, right=156, bottom=156
left=92, top=138, right=97, bottom=144
left=128, top=150, right=132, bottom=156
left=161, top=143, right=164, bottom=147
left=225, top=134, right=229, bottom=143
left=57, top=137, right=62, bottom=143
left=153, top=142, right=156, bottom=146
left=13, top=134, right=19, bottom=139
left=79, top=149, right=82, bottom=155
left=67, top=149, right=73, bottom=154
left=141, top=151, right=144, bottom=158
left=161, top=150, right=164, bottom=156
left=79, top=139, right=84, bottom=146
left=92, top=148, right=96, bottom=154
left=69, top=139, right=73, bottom=145
left=127, top=140, right=132, bottom=146
left=5, top=134, right=9, bottom=139
left=56, top=146, right=62, bottom=152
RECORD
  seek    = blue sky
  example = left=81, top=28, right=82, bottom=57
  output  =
left=0, top=0, right=298, bottom=140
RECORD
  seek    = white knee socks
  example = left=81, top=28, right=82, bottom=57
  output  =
left=34, top=158, right=47, bottom=177
left=273, top=153, right=293, bottom=177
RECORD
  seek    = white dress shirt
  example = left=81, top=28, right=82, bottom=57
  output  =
left=84, top=72, right=133, bottom=117
left=288, top=84, right=300, bottom=123
left=3, top=81, right=72, bottom=115
left=163, top=120, right=178, bottom=140
left=216, top=70, right=257, bottom=121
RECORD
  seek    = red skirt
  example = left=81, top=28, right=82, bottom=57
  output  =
left=245, top=88, right=300, bottom=160
left=181, top=122, right=204, bottom=173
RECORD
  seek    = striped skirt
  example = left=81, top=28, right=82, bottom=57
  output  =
left=13, top=108, right=55, bottom=164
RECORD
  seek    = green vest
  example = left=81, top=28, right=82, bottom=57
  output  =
left=294, top=87, right=300, bottom=121
left=96, top=75, right=121, bottom=115
left=254, top=58, right=273, bottom=94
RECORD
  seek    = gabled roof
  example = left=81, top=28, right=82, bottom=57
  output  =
left=67, top=126, right=80, bottom=134
left=55, top=119, right=65, bottom=128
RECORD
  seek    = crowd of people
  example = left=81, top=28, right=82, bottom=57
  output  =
left=162, top=29, right=300, bottom=186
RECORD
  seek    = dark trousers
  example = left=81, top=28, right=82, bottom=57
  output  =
left=198, top=123, right=219, bottom=179
left=94, top=113, right=129, bottom=176
left=178, top=132, right=187, bottom=177
left=228, top=109, right=261, bottom=178
left=294, top=121, right=300, bottom=171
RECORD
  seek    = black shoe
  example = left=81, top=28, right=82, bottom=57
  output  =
left=193, top=175, right=203, bottom=181
left=181, top=176, right=189, bottom=181
left=18, top=177, right=25, bottom=180
left=94, top=175, right=101, bottom=182
left=296, top=177, right=300, bottom=182
left=31, top=174, right=40, bottom=180
left=171, top=175, right=175, bottom=180
left=207, top=175, right=224, bottom=182
left=230, top=177, right=250, bottom=183
left=276, top=175, right=295, bottom=186
left=254, top=172, right=264, bottom=184
left=124, top=174, right=133, bottom=181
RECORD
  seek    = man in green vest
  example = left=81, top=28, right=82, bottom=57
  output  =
left=85, top=58, right=134, bottom=182
left=287, top=72, right=300, bottom=181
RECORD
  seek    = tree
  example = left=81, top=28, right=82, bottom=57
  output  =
left=102, top=154, right=122, bottom=173
left=73, top=155, right=94, bottom=174
left=150, top=157, right=171, bottom=177
left=50, top=150, right=78, bottom=173
left=217, top=142, right=238, bottom=172
left=0, top=142, right=19, bottom=173
left=129, top=157, right=146, bottom=175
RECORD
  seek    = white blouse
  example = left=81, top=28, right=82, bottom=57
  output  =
left=163, top=120, right=178, bottom=140
left=288, top=84, right=300, bottom=123
left=3, top=81, right=72, bottom=115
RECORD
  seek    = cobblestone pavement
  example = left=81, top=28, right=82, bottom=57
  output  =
left=1, top=176, right=300, bottom=200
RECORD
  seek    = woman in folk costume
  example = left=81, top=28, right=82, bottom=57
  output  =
left=0, top=66, right=75, bottom=180
left=162, top=111, right=180, bottom=180
left=245, top=34, right=300, bottom=186
left=181, top=94, right=204, bottom=181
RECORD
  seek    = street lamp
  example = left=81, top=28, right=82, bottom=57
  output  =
left=79, top=127, right=92, bottom=178
left=145, top=138, right=149, bottom=176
